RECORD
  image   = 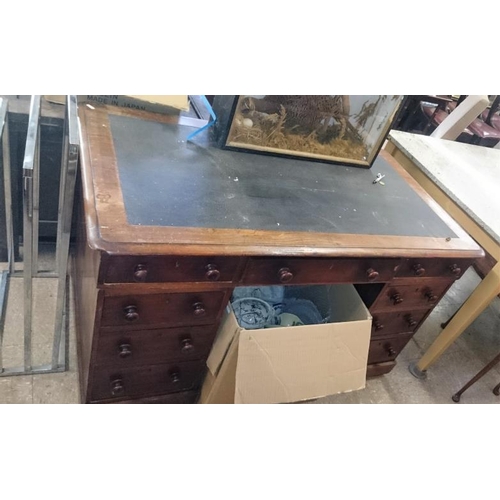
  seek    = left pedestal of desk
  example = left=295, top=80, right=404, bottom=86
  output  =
left=73, top=209, right=234, bottom=405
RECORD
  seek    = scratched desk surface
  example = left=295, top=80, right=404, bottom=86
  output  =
left=108, top=114, right=455, bottom=239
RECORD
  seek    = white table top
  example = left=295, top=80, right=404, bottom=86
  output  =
left=389, top=131, right=500, bottom=246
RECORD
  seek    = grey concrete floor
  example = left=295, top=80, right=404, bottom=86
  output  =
left=1, top=251, right=499, bottom=404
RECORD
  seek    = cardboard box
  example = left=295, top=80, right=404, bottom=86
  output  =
left=44, top=95, right=189, bottom=114
left=200, top=285, right=372, bottom=404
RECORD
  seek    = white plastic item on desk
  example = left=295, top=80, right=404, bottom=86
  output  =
left=431, top=95, right=489, bottom=141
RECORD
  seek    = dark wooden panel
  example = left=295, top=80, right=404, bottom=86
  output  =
left=396, top=258, right=472, bottom=280
left=368, top=334, right=413, bottom=365
left=371, top=280, right=452, bottom=312
left=101, top=291, right=228, bottom=329
left=366, top=361, right=397, bottom=377
left=242, top=257, right=400, bottom=286
left=110, top=390, right=199, bottom=404
left=73, top=184, right=102, bottom=401
left=103, top=255, right=241, bottom=284
left=90, top=360, right=206, bottom=401
left=371, top=309, right=429, bottom=338
left=95, top=325, right=217, bottom=367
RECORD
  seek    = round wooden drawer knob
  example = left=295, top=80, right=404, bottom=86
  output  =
left=205, top=264, right=221, bottom=281
left=110, top=378, right=125, bottom=396
left=367, top=268, right=379, bottom=281
left=118, top=343, right=132, bottom=359
left=450, top=264, right=462, bottom=278
left=193, top=302, right=206, bottom=317
left=425, top=291, right=438, bottom=303
left=374, top=321, right=385, bottom=331
left=133, top=264, right=148, bottom=282
left=386, top=345, right=397, bottom=357
left=169, top=370, right=181, bottom=384
left=181, top=338, right=194, bottom=354
left=405, top=315, right=418, bottom=327
left=278, top=267, right=294, bottom=283
left=391, top=293, right=404, bottom=305
left=124, top=305, right=139, bottom=322
left=413, top=264, right=426, bottom=277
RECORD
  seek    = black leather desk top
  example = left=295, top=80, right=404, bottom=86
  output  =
left=109, top=114, right=455, bottom=239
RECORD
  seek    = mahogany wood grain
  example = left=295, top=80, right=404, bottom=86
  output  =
left=100, top=291, right=229, bottom=330
left=371, top=280, right=453, bottom=312
left=368, top=334, right=414, bottom=364
left=102, top=255, right=241, bottom=284
left=90, top=360, right=206, bottom=401
left=94, top=326, right=217, bottom=367
left=73, top=184, right=102, bottom=402
left=366, top=361, right=397, bottom=377
left=371, top=309, right=429, bottom=338
left=396, top=258, right=472, bottom=280
left=241, top=257, right=401, bottom=286
left=109, top=390, right=199, bottom=404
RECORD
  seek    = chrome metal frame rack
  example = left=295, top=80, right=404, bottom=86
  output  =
left=0, top=95, right=80, bottom=377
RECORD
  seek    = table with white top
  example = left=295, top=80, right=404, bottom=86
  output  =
left=386, top=131, right=500, bottom=378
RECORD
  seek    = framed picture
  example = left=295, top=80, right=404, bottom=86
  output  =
left=212, top=95, right=406, bottom=168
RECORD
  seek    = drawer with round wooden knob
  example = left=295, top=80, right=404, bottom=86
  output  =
left=368, top=334, right=413, bottom=365
left=241, top=257, right=401, bottom=286
left=102, top=256, right=241, bottom=284
left=100, top=291, right=228, bottom=330
left=95, top=326, right=218, bottom=367
left=371, top=310, right=429, bottom=338
left=371, top=281, right=452, bottom=312
left=395, top=259, right=472, bottom=280
left=91, top=360, right=207, bottom=402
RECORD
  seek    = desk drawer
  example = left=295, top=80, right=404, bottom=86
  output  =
left=95, top=326, right=217, bottom=367
left=396, top=258, right=471, bottom=280
left=91, top=360, right=206, bottom=401
left=101, top=291, right=227, bottom=330
left=371, top=310, right=429, bottom=338
left=242, top=258, right=400, bottom=286
left=103, top=256, right=240, bottom=284
left=372, top=281, right=451, bottom=312
left=368, top=334, right=413, bottom=365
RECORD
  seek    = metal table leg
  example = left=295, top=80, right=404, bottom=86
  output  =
left=1, top=95, right=77, bottom=378
left=22, top=95, right=41, bottom=372
left=52, top=95, right=79, bottom=369
left=0, top=98, right=12, bottom=374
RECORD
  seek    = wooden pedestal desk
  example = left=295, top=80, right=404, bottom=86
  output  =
left=74, top=105, right=482, bottom=404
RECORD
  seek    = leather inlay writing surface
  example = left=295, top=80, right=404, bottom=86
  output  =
left=110, top=115, right=455, bottom=238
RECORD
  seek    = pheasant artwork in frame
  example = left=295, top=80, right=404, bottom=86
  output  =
left=212, top=95, right=406, bottom=168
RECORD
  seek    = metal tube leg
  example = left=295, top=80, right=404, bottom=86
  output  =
left=21, top=95, right=41, bottom=373
left=51, top=228, right=71, bottom=369
left=0, top=98, right=11, bottom=374
left=0, top=271, right=8, bottom=373
left=52, top=96, right=79, bottom=369
left=452, top=351, right=500, bottom=402
left=411, top=263, right=500, bottom=376
left=23, top=176, right=33, bottom=372
left=55, top=127, right=69, bottom=272
left=31, top=137, right=40, bottom=277
left=3, top=118, right=15, bottom=275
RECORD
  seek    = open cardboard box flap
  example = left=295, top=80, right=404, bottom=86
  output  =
left=202, top=285, right=372, bottom=404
